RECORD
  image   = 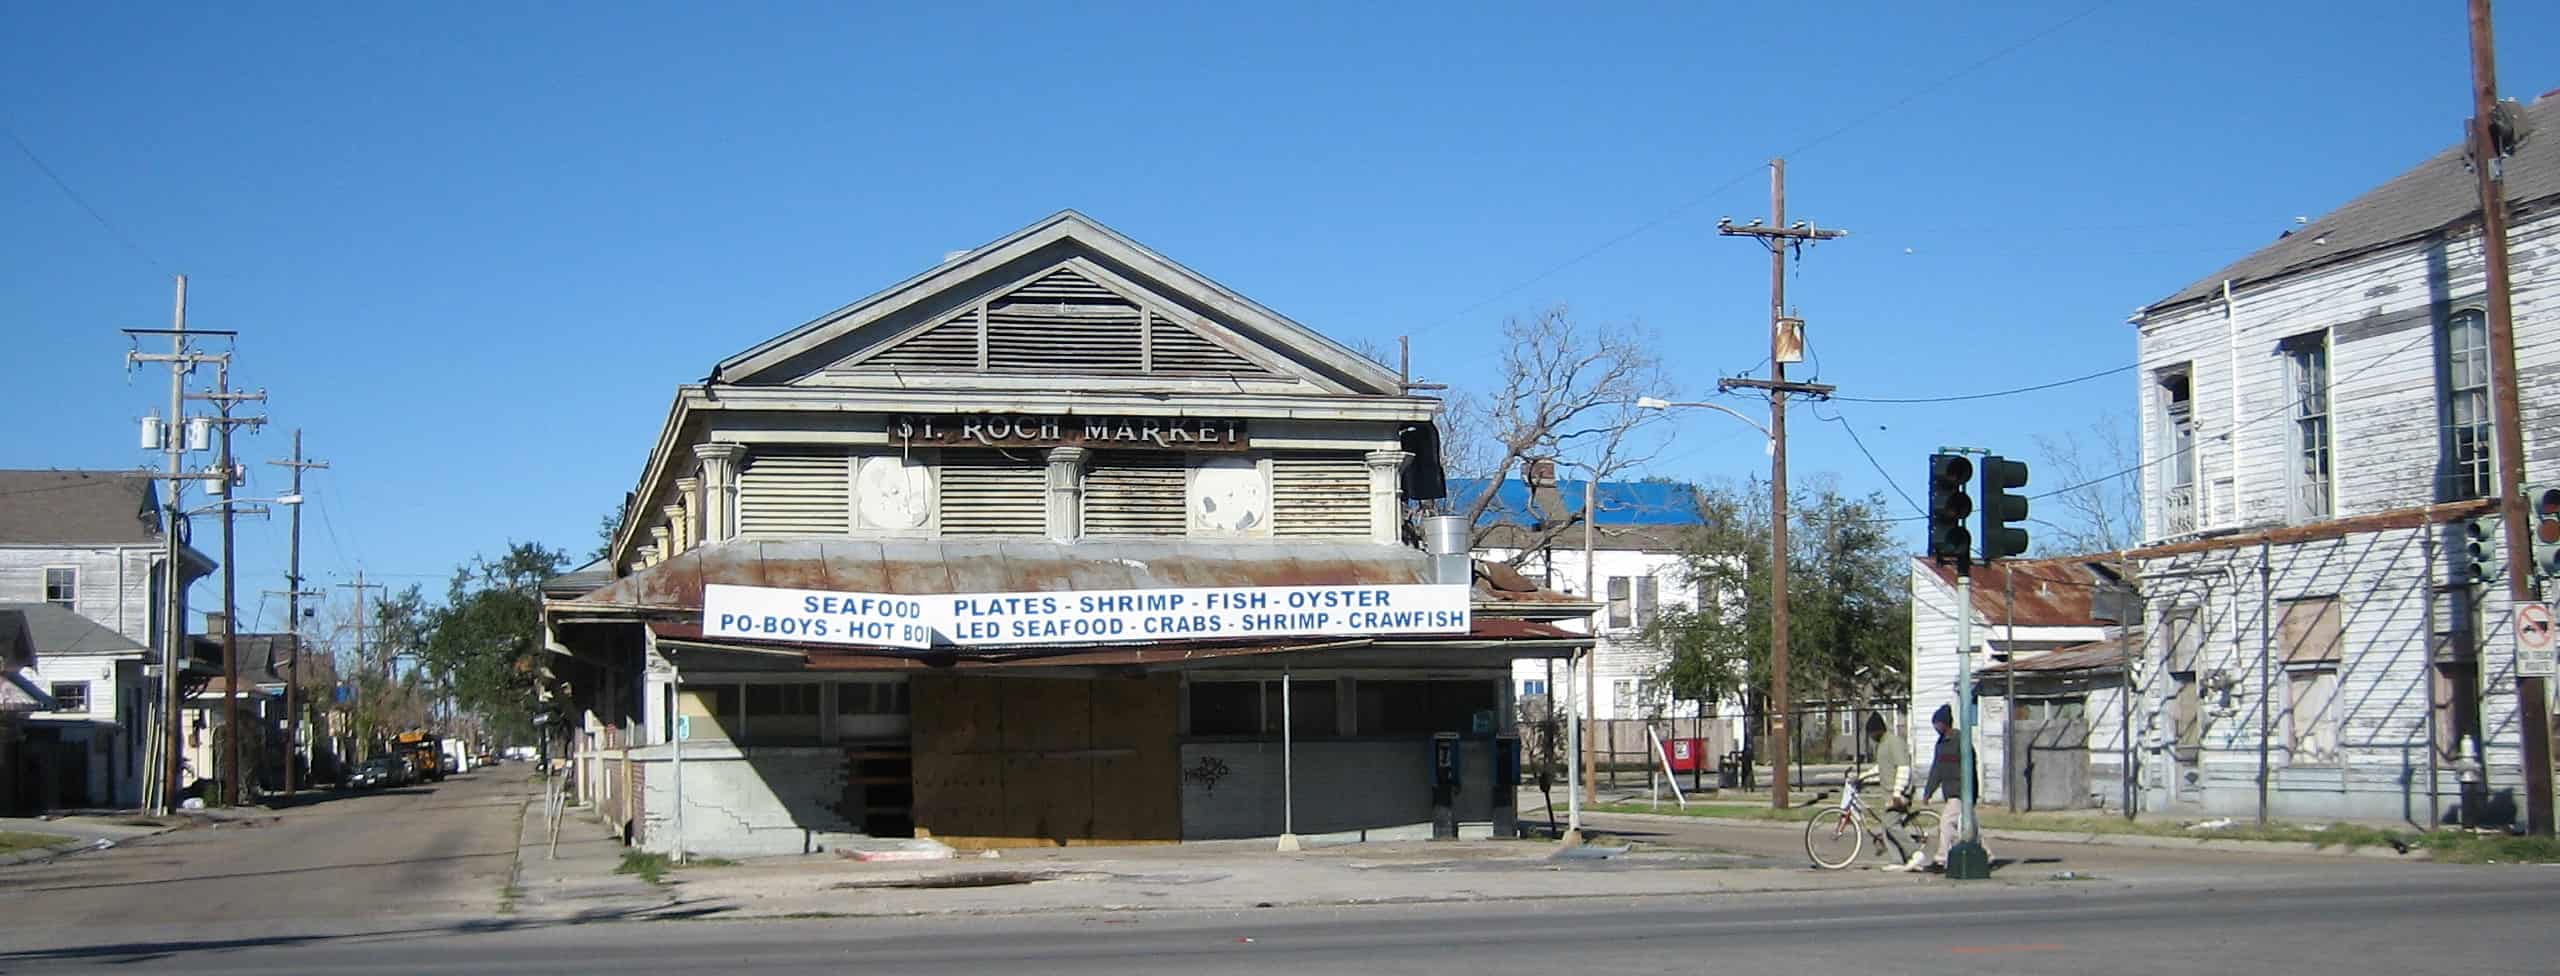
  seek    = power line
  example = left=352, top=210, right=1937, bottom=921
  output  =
left=1816, top=405, right=1924, bottom=516
left=1405, top=1, right=2111, bottom=340
left=1832, top=364, right=2136, bottom=404
left=3, top=124, right=168, bottom=275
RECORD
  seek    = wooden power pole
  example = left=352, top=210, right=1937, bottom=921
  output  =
left=1717, top=159, right=1845, bottom=809
left=268, top=430, right=326, bottom=795
left=2464, top=0, right=2551, bottom=837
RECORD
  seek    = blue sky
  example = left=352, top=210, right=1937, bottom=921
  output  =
left=6, top=2, right=2555, bottom=630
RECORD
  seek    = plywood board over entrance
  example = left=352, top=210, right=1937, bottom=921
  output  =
left=910, top=674, right=1179, bottom=848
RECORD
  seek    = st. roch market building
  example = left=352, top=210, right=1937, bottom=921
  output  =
left=543, top=211, right=1596, bottom=857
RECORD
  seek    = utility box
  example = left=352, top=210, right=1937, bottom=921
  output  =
left=1663, top=738, right=1708, bottom=773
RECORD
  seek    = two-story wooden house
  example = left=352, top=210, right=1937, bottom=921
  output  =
left=2121, top=94, right=2559, bottom=822
left=546, top=212, right=1593, bottom=857
left=0, top=470, right=216, bottom=809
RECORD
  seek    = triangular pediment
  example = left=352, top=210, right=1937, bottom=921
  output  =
left=716, top=212, right=1402, bottom=395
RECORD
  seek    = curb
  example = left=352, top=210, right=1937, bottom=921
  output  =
left=1588, top=810, right=2417, bottom=860
left=0, top=839, right=93, bottom=866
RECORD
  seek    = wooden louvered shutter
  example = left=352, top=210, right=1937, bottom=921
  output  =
left=1149, top=310, right=1272, bottom=376
left=737, top=450, right=850, bottom=536
left=1082, top=453, right=1188, bottom=536
left=985, top=268, right=1145, bottom=374
left=1271, top=456, right=1371, bottom=537
left=937, top=450, right=1048, bottom=536
left=857, top=308, right=981, bottom=372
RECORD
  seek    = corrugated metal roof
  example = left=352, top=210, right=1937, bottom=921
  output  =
left=0, top=470, right=162, bottom=546
left=578, top=538, right=1449, bottom=611
left=1981, top=640, right=2124, bottom=675
left=1922, top=558, right=2114, bottom=628
left=2147, top=94, right=2560, bottom=312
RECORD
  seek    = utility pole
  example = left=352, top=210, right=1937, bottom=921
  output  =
left=123, top=275, right=233, bottom=815
left=2465, top=0, right=2551, bottom=837
left=1717, top=158, right=1846, bottom=809
left=337, top=574, right=385, bottom=758
left=269, top=432, right=327, bottom=796
left=193, top=365, right=266, bottom=806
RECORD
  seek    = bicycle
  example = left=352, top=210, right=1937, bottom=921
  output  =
left=1803, top=784, right=1940, bottom=870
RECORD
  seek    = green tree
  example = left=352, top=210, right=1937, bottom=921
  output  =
left=416, top=543, right=570, bottom=742
left=1643, top=479, right=1911, bottom=759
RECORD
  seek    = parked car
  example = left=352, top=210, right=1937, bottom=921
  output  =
left=348, top=757, right=407, bottom=790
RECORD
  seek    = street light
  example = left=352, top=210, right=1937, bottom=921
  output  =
left=1634, top=397, right=1776, bottom=454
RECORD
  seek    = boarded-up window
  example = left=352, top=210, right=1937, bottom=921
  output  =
left=737, top=450, right=850, bottom=536
left=679, top=685, right=740, bottom=742
left=1270, top=455, right=1369, bottom=537
left=1636, top=576, right=1660, bottom=628
left=2278, top=597, right=2344, bottom=665
left=2287, top=669, right=2340, bottom=763
left=2171, top=678, right=2202, bottom=751
left=1083, top=453, right=1187, bottom=536
left=937, top=450, right=1047, bottom=536
left=2164, top=607, right=2202, bottom=672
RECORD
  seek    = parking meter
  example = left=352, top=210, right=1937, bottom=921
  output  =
left=1432, top=732, right=1461, bottom=839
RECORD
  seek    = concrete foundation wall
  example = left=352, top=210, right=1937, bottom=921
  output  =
left=633, top=744, right=859, bottom=858
left=1178, top=738, right=1497, bottom=839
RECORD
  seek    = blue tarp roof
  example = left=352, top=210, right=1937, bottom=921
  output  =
left=1446, top=477, right=1707, bottom=528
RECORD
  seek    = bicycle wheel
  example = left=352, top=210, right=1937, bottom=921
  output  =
left=1805, top=807, right=1865, bottom=869
left=1895, top=808, right=1944, bottom=865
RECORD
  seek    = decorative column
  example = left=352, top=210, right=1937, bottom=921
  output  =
left=661, top=504, right=687, bottom=557
left=1364, top=450, right=1411, bottom=545
left=693, top=443, right=747, bottom=544
left=673, top=477, right=701, bottom=547
left=647, top=527, right=670, bottom=566
left=1045, top=446, right=1090, bottom=542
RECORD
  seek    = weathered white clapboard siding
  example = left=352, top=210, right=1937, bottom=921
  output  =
left=2137, top=213, right=2560, bottom=543
left=1486, top=544, right=1715, bottom=720
left=0, top=546, right=166, bottom=646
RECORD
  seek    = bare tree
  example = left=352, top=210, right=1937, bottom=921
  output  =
left=1441, top=306, right=1671, bottom=558
left=2031, top=411, right=2142, bottom=555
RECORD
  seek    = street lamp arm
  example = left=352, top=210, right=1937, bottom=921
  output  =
left=1634, top=397, right=1775, bottom=440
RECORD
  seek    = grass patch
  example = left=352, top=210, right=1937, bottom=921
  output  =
left=0, top=831, right=71, bottom=854
left=2414, top=832, right=2560, bottom=864
left=687, top=856, right=739, bottom=868
left=617, top=850, right=673, bottom=885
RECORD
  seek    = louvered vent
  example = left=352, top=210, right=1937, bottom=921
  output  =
left=1271, top=456, right=1371, bottom=537
left=937, top=450, right=1048, bottom=536
left=985, top=268, right=1145, bottom=373
left=1151, top=311, right=1271, bottom=376
left=738, top=450, right=851, bottom=536
left=857, top=309, right=980, bottom=372
left=1082, top=453, right=1188, bottom=536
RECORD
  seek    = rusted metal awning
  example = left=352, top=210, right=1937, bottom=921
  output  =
left=1978, top=640, right=2125, bottom=675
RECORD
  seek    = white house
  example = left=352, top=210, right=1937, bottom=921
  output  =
left=2118, top=93, right=2560, bottom=823
left=0, top=470, right=216, bottom=810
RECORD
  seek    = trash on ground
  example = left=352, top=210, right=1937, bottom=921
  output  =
left=2185, top=818, right=2235, bottom=831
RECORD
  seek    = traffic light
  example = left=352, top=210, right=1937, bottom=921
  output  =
left=2530, top=484, right=2560, bottom=582
left=2464, top=518, right=2502, bottom=586
left=1979, top=455, right=2031, bottom=562
left=1927, top=453, right=1973, bottom=565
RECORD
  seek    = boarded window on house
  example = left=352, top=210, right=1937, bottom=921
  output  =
left=1083, top=452, right=1188, bottom=536
left=1636, top=576, right=1660, bottom=628
left=2164, top=607, right=2202, bottom=673
left=937, top=450, right=1048, bottom=536
left=2172, top=679, right=2203, bottom=752
left=738, top=450, right=851, bottom=536
left=2278, top=597, right=2344, bottom=665
left=2287, top=669, right=2341, bottom=764
left=1270, top=455, right=1370, bottom=537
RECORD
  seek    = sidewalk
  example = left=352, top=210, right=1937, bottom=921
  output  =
left=508, top=798, right=1945, bottom=922
left=0, top=812, right=181, bottom=866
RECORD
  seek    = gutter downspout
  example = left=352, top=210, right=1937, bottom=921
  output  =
left=2257, top=541, right=2273, bottom=827
left=2224, top=279, right=2245, bottom=532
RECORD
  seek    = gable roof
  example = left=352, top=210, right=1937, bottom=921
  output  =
left=2147, top=94, right=2560, bottom=312
left=0, top=603, right=148, bottom=660
left=0, top=470, right=162, bottom=546
left=713, top=210, right=1405, bottom=394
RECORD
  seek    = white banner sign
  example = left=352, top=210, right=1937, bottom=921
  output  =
left=701, top=582, right=1472, bottom=650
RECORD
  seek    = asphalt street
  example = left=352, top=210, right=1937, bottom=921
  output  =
left=3, top=771, right=2555, bottom=974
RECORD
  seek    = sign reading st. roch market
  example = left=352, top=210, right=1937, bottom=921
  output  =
left=893, top=413, right=1246, bottom=452
left=702, top=582, right=1472, bottom=650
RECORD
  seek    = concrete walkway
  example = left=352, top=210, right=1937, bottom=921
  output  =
left=0, top=812, right=184, bottom=865
left=509, top=799, right=1930, bottom=922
